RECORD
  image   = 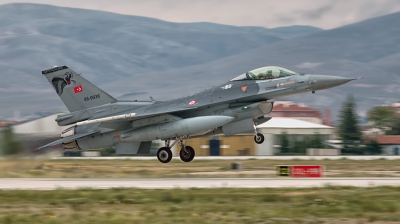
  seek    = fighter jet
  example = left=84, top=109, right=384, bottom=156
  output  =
left=39, top=65, right=360, bottom=163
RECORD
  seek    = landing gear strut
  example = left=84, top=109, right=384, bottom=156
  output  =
left=253, top=124, right=264, bottom=144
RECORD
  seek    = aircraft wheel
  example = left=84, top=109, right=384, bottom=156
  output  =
left=179, top=146, right=195, bottom=162
left=254, top=133, right=265, bottom=144
left=157, top=147, right=172, bottom=163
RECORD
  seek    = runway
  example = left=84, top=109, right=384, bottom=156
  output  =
left=53, top=156, right=400, bottom=160
left=1, top=178, right=400, bottom=190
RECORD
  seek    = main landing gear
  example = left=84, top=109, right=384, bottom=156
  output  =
left=178, top=136, right=195, bottom=162
left=156, top=136, right=195, bottom=163
left=156, top=147, right=173, bottom=163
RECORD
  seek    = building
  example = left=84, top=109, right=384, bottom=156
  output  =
left=0, top=121, right=9, bottom=128
left=183, top=117, right=335, bottom=156
left=390, top=103, right=400, bottom=114
left=270, top=101, right=332, bottom=126
left=374, top=135, right=400, bottom=155
left=13, top=113, right=70, bottom=137
left=256, top=117, right=334, bottom=155
left=12, top=113, right=70, bottom=152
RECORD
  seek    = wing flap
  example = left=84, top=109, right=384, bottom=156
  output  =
left=38, top=129, right=99, bottom=149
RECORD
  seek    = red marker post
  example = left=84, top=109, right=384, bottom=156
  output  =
left=290, top=165, right=324, bottom=178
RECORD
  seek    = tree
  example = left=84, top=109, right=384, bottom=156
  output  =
left=291, top=139, right=303, bottom=153
left=1, top=125, right=23, bottom=156
left=280, top=132, right=290, bottom=153
left=363, top=139, right=382, bottom=155
left=387, top=119, right=400, bottom=135
left=99, top=147, right=116, bottom=156
left=367, top=106, right=400, bottom=134
left=310, top=133, right=324, bottom=149
left=301, top=136, right=311, bottom=153
left=338, top=95, right=362, bottom=154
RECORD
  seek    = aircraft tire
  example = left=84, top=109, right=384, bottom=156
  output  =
left=254, top=133, right=265, bottom=144
left=179, top=146, right=195, bottom=162
left=157, top=147, right=173, bottom=163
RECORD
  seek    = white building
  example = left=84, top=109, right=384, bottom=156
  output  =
left=255, top=117, right=335, bottom=155
left=13, top=113, right=69, bottom=136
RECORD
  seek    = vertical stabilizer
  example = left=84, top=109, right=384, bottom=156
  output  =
left=42, top=66, right=117, bottom=112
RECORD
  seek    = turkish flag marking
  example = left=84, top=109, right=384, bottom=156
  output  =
left=74, top=85, right=83, bottom=93
left=241, top=86, right=247, bottom=92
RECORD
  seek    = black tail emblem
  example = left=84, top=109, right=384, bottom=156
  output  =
left=51, top=72, right=76, bottom=96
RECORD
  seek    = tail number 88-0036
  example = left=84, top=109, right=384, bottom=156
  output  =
left=84, top=94, right=100, bottom=101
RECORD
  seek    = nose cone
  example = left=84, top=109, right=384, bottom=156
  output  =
left=308, top=75, right=354, bottom=91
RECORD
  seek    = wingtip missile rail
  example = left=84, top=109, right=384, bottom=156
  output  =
left=76, top=113, right=137, bottom=126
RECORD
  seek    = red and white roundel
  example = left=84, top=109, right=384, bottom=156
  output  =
left=188, top=100, right=196, bottom=105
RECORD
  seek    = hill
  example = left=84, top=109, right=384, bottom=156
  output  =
left=0, top=3, right=322, bottom=118
left=104, top=10, right=400, bottom=119
left=2, top=3, right=400, bottom=121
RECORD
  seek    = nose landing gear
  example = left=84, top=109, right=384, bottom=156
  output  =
left=253, top=123, right=264, bottom=144
left=254, top=133, right=265, bottom=144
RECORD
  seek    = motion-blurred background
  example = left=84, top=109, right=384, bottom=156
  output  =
left=2, top=3, right=400, bottom=224
left=1, top=0, right=400, bottom=157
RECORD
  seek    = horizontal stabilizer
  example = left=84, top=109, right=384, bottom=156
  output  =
left=38, top=129, right=99, bottom=149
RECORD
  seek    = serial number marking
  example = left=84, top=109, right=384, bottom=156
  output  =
left=84, top=94, right=100, bottom=101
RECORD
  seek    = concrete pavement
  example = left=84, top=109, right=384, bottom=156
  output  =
left=1, top=178, right=399, bottom=190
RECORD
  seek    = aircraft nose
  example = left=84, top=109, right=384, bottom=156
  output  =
left=308, top=75, right=355, bottom=91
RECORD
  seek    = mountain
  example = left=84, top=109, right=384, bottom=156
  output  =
left=103, top=10, right=400, bottom=119
left=1, top=3, right=400, bottom=122
left=0, top=3, right=322, bottom=117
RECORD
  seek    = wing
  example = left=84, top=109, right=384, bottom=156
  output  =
left=76, top=107, right=196, bottom=126
left=38, top=129, right=99, bottom=149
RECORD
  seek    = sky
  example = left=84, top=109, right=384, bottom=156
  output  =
left=1, top=0, right=400, bottom=29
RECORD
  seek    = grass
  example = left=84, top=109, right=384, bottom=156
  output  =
left=0, top=158, right=399, bottom=178
left=1, top=187, right=400, bottom=223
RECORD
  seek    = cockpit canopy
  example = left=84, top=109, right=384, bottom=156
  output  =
left=231, top=66, right=297, bottom=81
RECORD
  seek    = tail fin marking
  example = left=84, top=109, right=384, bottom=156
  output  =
left=42, top=66, right=117, bottom=112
